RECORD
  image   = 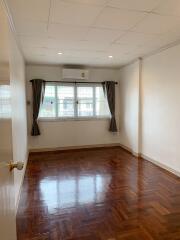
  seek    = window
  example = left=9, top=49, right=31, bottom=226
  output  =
left=77, top=86, right=93, bottom=117
left=0, top=85, right=11, bottom=119
left=57, top=85, right=74, bottom=117
left=39, top=83, right=110, bottom=119
left=39, top=85, right=56, bottom=118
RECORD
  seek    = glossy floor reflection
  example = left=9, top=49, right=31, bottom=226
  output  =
left=40, top=174, right=111, bottom=211
left=17, top=147, right=180, bottom=240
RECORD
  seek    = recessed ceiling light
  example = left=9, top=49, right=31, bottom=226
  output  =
left=58, top=52, right=63, bottom=55
left=108, top=55, right=113, bottom=58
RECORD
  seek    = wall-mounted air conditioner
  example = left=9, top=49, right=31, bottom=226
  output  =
left=62, top=68, right=89, bottom=80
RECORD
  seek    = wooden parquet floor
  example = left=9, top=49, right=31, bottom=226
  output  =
left=17, top=147, right=180, bottom=240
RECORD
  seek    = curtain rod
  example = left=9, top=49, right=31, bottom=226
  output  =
left=30, top=80, right=118, bottom=84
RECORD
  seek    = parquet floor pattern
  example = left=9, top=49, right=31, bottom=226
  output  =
left=17, top=147, right=180, bottom=240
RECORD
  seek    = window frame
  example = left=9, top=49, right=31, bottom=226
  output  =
left=39, top=82, right=111, bottom=121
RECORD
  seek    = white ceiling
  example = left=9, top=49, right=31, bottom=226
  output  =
left=5, top=0, right=180, bottom=67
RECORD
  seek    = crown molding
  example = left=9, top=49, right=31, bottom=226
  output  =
left=142, top=38, right=180, bottom=59
left=120, top=37, right=180, bottom=69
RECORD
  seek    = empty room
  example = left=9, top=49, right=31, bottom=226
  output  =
left=0, top=0, right=180, bottom=239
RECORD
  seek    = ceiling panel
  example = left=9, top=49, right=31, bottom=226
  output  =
left=132, top=13, right=180, bottom=34
left=61, top=40, right=110, bottom=51
left=107, top=0, right=161, bottom=11
left=94, top=7, right=147, bottom=30
left=5, top=0, right=180, bottom=66
left=22, top=46, right=59, bottom=57
left=50, top=0, right=103, bottom=26
left=19, top=36, right=57, bottom=48
left=60, top=0, right=108, bottom=6
left=26, top=54, right=112, bottom=66
left=85, top=27, right=125, bottom=42
left=20, top=37, right=111, bottom=51
left=48, top=24, right=88, bottom=41
left=14, top=20, right=48, bottom=36
left=61, top=49, right=107, bottom=58
left=108, top=43, right=144, bottom=56
left=153, top=0, right=180, bottom=17
left=7, top=0, right=50, bottom=22
left=115, top=32, right=170, bottom=48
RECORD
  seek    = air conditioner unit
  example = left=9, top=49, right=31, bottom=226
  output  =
left=62, top=68, right=89, bottom=80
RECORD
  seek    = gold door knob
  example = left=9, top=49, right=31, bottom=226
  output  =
left=9, top=161, right=24, bottom=171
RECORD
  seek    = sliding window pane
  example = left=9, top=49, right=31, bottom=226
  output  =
left=77, top=86, right=93, bottom=117
left=39, top=85, right=56, bottom=118
left=57, top=86, right=74, bottom=117
left=95, top=86, right=110, bottom=117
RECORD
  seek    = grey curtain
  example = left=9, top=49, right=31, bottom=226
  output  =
left=31, top=79, right=45, bottom=136
left=102, top=81, right=117, bottom=132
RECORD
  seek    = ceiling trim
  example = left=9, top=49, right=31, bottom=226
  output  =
left=141, top=38, right=180, bottom=60
left=120, top=36, right=180, bottom=69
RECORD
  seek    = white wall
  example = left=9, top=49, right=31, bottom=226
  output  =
left=26, top=65, right=120, bottom=150
left=118, top=60, right=140, bottom=154
left=9, top=29, right=28, bottom=206
left=119, top=45, right=180, bottom=175
left=141, top=45, right=180, bottom=174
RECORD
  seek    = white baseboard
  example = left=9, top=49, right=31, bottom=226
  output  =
left=141, top=153, right=180, bottom=177
left=29, top=143, right=141, bottom=158
left=119, top=144, right=180, bottom=177
left=29, top=143, right=120, bottom=153
left=29, top=143, right=180, bottom=179
left=119, top=143, right=140, bottom=157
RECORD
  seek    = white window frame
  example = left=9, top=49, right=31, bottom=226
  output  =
left=39, top=83, right=111, bottom=121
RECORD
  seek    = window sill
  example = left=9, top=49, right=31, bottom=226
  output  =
left=38, top=117, right=110, bottom=122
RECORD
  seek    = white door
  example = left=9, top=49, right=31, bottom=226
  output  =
left=0, top=3, right=17, bottom=240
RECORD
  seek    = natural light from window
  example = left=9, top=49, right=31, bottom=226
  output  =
left=39, top=84, right=110, bottom=119
left=40, top=174, right=111, bottom=211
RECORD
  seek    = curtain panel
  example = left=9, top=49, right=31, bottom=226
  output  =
left=102, top=81, right=117, bottom=132
left=31, top=79, right=45, bottom=136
